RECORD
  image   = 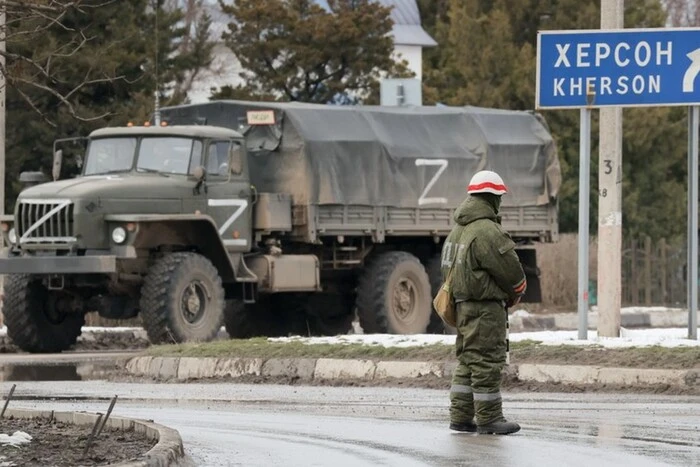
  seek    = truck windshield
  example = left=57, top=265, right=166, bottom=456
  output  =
left=84, top=136, right=202, bottom=176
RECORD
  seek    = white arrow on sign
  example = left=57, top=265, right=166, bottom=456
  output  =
left=683, top=48, right=700, bottom=93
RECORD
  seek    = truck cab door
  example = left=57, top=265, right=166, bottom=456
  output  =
left=204, top=139, right=252, bottom=252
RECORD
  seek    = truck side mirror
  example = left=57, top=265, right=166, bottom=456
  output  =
left=19, top=171, right=49, bottom=188
left=52, top=149, right=63, bottom=181
left=229, top=144, right=242, bottom=175
left=193, top=166, right=206, bottom=182
left=192, top=166, right=207, bottom=195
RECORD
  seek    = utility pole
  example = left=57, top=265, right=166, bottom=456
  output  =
left=597, top=0, right=624, bottom=338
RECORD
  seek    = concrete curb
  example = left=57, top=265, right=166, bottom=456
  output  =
left=126, top=356, right=699, bottom=389
left=2, top=407, right=188, bottom=467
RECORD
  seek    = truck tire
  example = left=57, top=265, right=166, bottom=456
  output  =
left=3, top=275, right=84, bottom=353
left=356, top=251, right=432, bottom=334
left=224, top=300, right=273, bottom=338
left=424, top=254, right=455, bottom=334
left=306, top=293, right=355, bottom=336
left=140, top=252, right=225, bottom=344
left=224, top=296, right=308, bottom=339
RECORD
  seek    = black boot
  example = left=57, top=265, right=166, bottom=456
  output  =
left=450, top=420, right=477, bottom=432
left=477, top=418, right=520, bottom=435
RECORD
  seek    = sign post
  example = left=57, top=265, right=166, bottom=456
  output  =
left=536, top=27, right=700, bottom=340
left=578, top=106, right=591, bottom=340
left=689, top=106, right=699, bottom=340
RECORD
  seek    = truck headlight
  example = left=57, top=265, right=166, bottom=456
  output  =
left=8, top=228, right=16, bottom=244
left=111, top=226, right=127, bottom=244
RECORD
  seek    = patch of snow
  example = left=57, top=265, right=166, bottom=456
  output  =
left=620, top=306, right=686, bottom=314
left=81, top=327, right=142, bottom=333
left=0, top=431, right=32, bottom=447
left=269, top=334, right=455, bottom=347
left=510, top=327, right=700, bottom=348
left=510, top=309, right=531, bottom=318
left=268, top=327, right=700, bottom=348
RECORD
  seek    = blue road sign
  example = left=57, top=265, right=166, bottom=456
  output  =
left=536, top=28, right=700, bottom=109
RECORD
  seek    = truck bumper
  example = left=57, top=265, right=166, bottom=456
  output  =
left=0, top=254, right=117, bottom=274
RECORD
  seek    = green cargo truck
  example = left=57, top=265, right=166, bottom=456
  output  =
left=0, top=101, right=560, bottom=352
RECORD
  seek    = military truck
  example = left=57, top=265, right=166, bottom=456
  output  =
left=0, top=100, right=560, bottom=352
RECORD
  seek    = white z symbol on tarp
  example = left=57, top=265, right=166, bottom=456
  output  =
left=415, top=158, right=449, bottom=206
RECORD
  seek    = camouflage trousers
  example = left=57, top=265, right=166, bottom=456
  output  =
left=450, top=300, right=507, bottom=426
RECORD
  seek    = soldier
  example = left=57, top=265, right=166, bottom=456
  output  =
left=441, top=170, right=527, bottom=435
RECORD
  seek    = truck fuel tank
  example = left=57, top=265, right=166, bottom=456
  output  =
left=248, top=254, right=320, bottom=292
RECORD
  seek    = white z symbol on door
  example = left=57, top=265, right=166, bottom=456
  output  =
left=208, top=198, right=249, bottom=246
left=415, top=158, right=449, bottom=206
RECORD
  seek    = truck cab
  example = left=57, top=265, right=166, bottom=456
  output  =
left=0, top=124, right=259, bottom=352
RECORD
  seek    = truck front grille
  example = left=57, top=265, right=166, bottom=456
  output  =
left=17, top=199, right=76, bottom=245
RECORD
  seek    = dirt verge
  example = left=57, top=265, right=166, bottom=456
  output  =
left=0, top=416, right=156, bottom=466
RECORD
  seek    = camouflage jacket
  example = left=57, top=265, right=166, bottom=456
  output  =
left=440, top=195, right=526, bottom=303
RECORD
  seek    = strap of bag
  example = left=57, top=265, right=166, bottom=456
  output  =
left=445, top=254, right=457, bottom=284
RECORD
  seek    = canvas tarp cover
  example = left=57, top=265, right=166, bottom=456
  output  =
left=160, top=101, right=561, bottom=209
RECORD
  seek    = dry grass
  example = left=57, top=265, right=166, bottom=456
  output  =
left=145, top=338, right=700, bottom=369
left=534, top=233, right=597, bottom=311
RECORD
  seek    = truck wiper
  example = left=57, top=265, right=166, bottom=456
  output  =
left=95, top=169, right=128, bottom=175
left=136, top=167, right=170, bottom=177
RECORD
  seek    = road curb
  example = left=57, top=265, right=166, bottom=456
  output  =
left=125, top=356, right=698, bottom=389
left=2, top=407, right=189, bottom=467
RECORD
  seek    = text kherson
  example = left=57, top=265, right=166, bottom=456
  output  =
left=551, top=40, right=672, bottom=97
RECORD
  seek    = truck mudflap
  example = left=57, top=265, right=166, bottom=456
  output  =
left=0, top=253, right=117, bottom=274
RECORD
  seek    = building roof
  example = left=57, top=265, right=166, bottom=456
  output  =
left=203, top=0, right=436, bottom=47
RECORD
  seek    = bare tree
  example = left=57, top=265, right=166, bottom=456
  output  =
left=663, top=0, right=700, bottom=26
left=0, top=1, right=125, bottom=125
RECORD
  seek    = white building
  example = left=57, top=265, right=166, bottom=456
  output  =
left=186, top=0, right=436, bottom=103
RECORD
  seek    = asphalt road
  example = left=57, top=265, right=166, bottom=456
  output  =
left=2, top=381, right=698, bottom=466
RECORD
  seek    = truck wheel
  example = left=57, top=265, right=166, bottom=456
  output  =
left=140, top=252, right=225, bottom=344
left=3, top=275, right=84, bottom=353
left=224, top=296, right=306, bottom=339
left=223, top=300, right=271, bottom=338
left=306, top=293, right=355, bottom=336
left=424, top=254, right=454, bottom=334
left=356, top=251, right=431, bottom=334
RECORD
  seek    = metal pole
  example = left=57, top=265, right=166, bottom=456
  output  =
left=0, top=2, right=6, bottom=322
left=0, top=2, right=5, bottom=217
left=578, top=107, right=591, bottom=340
left=688, top=106, right=699, bottom=340
left=597, top=0, right=624, bottom=338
